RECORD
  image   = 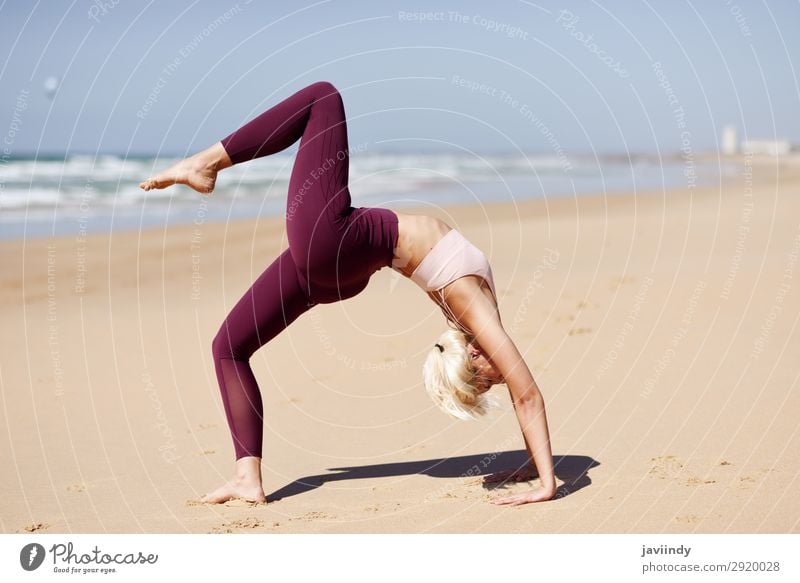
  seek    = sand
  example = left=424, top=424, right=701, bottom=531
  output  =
left=1, top=155, right=798, bottom=533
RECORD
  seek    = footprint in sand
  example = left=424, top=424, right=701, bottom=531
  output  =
left=295, top=511, right=335, bottom=521
left=568, top=327, right=593, bottom=336
left=737, top=469, right=773, bottom=489
left=376, top=502, right=402, bottom=512
left=683, top=477, right=717, bottom=486
left=209, top=517, right=263, bottom=534
left=18, top=522, right=49, bottom=533
left=651, top=457, right=743, bottom=486
left=610, top=275, right=637, bottom=290
left=648, top=455, right=684, bottom=480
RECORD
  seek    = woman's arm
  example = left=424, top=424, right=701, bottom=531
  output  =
left=482, top=405, right=540, bottom=484
left=444, top=277, right=557, bottom=505
left=476, top=319, right=557, bottom=505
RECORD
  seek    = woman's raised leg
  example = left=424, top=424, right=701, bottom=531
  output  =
left=217, top=80, right=356, bottom=299
left=139, top=81, right=348, bottom=199
left=221, top=79, right=354, bottom=235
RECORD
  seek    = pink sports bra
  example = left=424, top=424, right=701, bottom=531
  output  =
left=394, top=228, right=497, bottom=302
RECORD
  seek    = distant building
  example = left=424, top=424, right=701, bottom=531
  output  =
left=721, top=126, right=738, bottom=155
left=741, top=139, right=792, bottom=156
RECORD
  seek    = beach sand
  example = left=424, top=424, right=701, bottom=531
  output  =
left=1, top=155, right=798, bottom=534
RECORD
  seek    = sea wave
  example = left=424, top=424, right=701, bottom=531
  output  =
left=0, top=151, right=734, bottom=240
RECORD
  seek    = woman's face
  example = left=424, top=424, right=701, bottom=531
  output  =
left=467, top=341, right=504, bottom=392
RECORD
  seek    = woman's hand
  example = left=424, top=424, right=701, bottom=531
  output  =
left=490, top=485, right=556, bottom=506
left=482, top=465, right=538, bottom=485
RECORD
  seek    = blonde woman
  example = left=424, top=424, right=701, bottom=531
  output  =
left=140, top=81, right=555, bottom=507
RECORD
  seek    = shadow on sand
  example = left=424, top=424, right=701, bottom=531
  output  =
left=267, top=450, right=599, bottom=502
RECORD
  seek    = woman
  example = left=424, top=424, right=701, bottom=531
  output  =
left=140, top=81, right=555, bottom=507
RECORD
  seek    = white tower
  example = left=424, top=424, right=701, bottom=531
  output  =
left=721, top=125, right=738, bottom=155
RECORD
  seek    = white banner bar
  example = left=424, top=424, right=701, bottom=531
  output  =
left=1, top=534, right=797, bottom=582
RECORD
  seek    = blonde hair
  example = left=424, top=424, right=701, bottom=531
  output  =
left=422, top=328, right=499, bottom=420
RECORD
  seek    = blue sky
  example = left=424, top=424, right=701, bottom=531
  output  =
left=1, top=0, right=798, bottom=156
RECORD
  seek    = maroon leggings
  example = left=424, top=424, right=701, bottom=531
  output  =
left=212, top=81, right=398, bottom=459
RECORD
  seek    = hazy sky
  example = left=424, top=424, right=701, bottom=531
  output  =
left=1, top=0, right=798, bottom=156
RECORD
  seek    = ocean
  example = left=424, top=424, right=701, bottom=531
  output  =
left=0, top=151, right=733, bottom=241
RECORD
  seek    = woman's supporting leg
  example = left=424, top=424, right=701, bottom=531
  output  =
left=211, top=248, right=313, bottom=460
left=202, top=249, right=313, bottom=503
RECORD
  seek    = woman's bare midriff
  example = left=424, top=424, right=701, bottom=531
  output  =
left=391, top=211, right=452, bottom=276
left=391, top=210, right=500, bottom=326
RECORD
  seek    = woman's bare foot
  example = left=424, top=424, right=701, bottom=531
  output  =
left=139, top=141, right=232, bottom=194
left=200, top=456, right=267, bottom=504
left=199, top=476, right=266, bottom=504
left=199, top=455, right=267, bottom=504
